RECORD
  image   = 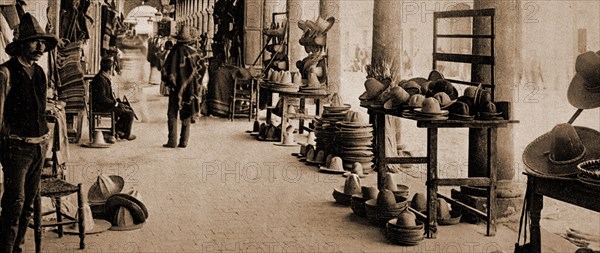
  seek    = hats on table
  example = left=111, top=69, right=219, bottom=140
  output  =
left=429, top=80, right=459, bottom=100
left=448, top=101, right=474, bottom=120
left=413, top=98, right=449, bottom=116
left=6, top=13, right=58, bottom=56
left=523, top=123, right=600, bottom=178
left=428, top=70, right=445, bottom=82
left=400, top=80, right=422, bottom=96
left=568, top=51, right=600, bottom=109
left=433, top=92, right=455, bottom=109
left=360, top=78, right=387, bottom=100
left=88, top=174, right=124, bottom=205
left=477, top=101, right=503, bottom=120
left=408, top=94, right=426, bottom=108
left=383, top=86, right=411, bottom=110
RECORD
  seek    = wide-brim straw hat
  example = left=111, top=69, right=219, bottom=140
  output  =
left=6, top=13, right=58, bottom=56
left=81, top=130, right=112, bottom=148
left=523, top=124, right=600, bottom=178
left=109, top=206, right=145, bottom=231
left=568, top=51, right=600, bottom=109
left=63, top=219, right=112, bottom=235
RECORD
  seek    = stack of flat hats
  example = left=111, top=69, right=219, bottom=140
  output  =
left=56, top=41, right=86, bottom=111
left=314, top=93, right=351, bottom=154
left=334, top=111, right=374, bottom=172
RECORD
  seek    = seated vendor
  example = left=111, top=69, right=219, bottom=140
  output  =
left=90, top=57, right=136, bottom=142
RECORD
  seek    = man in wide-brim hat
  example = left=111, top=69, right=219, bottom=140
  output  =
left=0, top=13, right=58, bottom=252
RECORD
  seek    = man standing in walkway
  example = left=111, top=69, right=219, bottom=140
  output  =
left=162, top=25, right=202, bottom=148
left=91, top=56, right=136, bottom=141
left=0, top=13, right=58, bottom=253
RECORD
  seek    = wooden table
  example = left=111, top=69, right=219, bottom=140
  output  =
left=366, top=106, right=517, bottom=238
left=260, top=83, right=328, bottom=141
left=525, top=173, right=600, bottom=252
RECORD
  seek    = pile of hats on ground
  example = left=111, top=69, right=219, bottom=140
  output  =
left=56, top=41, right=86, bottom=111
left=87, top=174, right=149, bottom=231
left=266, top=69, right=301, bottom=93
left=257, top=122, right=281, bottom=142
left=313, top=93, right=350, bottom=154
left=333, top=111, right=374, bottom=172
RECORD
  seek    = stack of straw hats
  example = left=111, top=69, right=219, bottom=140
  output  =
left=313, top=93, right=351, bottom=154
left=385, top=209, right=425, bottom=245
left=365, top=189, right=408, bottom=226
left=334, top=111, right=374, bottom=172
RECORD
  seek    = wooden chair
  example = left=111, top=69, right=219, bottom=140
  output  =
left=31, top=114, right=85, bottom=253
left=87, top=78, right=116, bottom=142
left=229, top=77, right=256, bottom=121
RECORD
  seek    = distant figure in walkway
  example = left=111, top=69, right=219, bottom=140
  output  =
left=146, top=35, right=161, bottom=84
left=91, top=57, right=136, bottom=141
left=162, top=25, right=202, bottom=148
left=0, top=13, right=57, bottom=253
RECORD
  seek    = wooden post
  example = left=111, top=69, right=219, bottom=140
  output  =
left=371, top=0, right=402, bottom=163
left=471, top=0, right=522, bottom=199
left=319, top=0, right=340, bottom=95
left=287, top=0, right=303, bottom=72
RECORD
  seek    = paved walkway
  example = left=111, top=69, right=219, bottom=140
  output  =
left=20, top=50, right=581, bottom=252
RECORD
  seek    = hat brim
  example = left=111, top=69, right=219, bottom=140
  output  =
left=6, top=34, right=58, bottom=56
left=273, top=142, right=299, bottom=147
left=523, top=126, right=600, bottom=177
left=62, top=219, right=112, bottom=234
left=567, top=73, right=600, bottom=109
left=80, top=142, right=111, bottom=148
left=343, top=172, right=367, bottom=178
left=318, top=166, right=346, bottom=174
left=110, top=222, right=145, bottom=231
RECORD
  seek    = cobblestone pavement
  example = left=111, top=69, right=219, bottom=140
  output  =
left=19, top=50, right=580, bottom=253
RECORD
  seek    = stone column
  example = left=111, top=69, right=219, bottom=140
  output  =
left=460, top=0, right=522, bottom=221
left=287, top=0, right=303, bottom=72
left=319, top=0, right=340, bottom=95
left=371, top=0, right=405, bottom=189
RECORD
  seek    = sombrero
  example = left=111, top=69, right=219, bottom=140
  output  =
left=62, top=203, right=111, bottom=234
left=105, top=193, right=149, bottom=224
left=523, top=124, right=600, bottom=178
left=88, top=174, right=125, bottom=205
left=6, top=13, right=58, bottom=56
left=567, top=51, right=600, bottom=109
left=333, top=174, right=362, bottom=205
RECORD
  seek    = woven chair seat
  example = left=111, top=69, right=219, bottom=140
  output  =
left=40, top=178, right=78, bottom=198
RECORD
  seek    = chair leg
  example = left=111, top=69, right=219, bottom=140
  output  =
left=55, top=197, right=63, bottom=237
left=34, top=193, right=42, bottom=253
left=77, top=184, right=85, bottom=249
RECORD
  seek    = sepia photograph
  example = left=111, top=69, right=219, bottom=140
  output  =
left=0, top=0, right=598, bottom=252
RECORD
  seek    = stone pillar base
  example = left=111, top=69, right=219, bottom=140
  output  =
left=451, top=189, right=523, bottom=224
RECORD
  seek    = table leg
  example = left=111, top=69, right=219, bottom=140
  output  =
left=427, top=127, right=438, bottom=239
left=299, top=98, right=306, bottom=134
left=281, top=96, right=288, bottom=142
left=487, top=128, right=497, bottom=236
left=375, top=113, right=387, bottom=190
left=528, top=177, right=543, bottom=252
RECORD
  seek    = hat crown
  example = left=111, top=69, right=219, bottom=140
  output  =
left=396, top=209, right=417, bottom=227
left=113, top=206, right=136, bottom=227
left=408, top=94, right=426, bottom=107
left=382, top=173, right=398, bottom=191
left=306, top=132, right=316, bottom=145
left=343, top=174, right=362, bottom=195
left=292, top=72, right=302, bottom=85
left=464, top=86, right=479, bottom=98
left=15, top=13, right=46, bottom=42
left=281, top=71, right=292, bottom=84
left=481, top=101, right=498, bottom=114
left=376, top=189, right=397, bottom=206
left=434, top=92, right=452, bottom=107
left=315, top=150, right=326, bottom=162
left=410, top=193, right=427, bottom=212
left=351, top=162, right=364, bottom=175
left=449, top=101, right=470, bottom=116
left=438, top=198, right=451, bottom=219
left=402, top=81, right=422, bottom=95
left=97, top=174, right=119, bottom=197
left=422, top=98, right=442, bottom=113
left=72, top=203, right=95, bottom=232
left=328, top=157, right=344, bottom=171
left=575, top=51, right=600, bottom=85
left=363, top=78, right=386, bottom=99
left=362, top=186, right=379, bottom=199
left=330, top=93, right=344, bottom=107
left=308, top=72, right=320, bottom=86
left=549, top=124, right=586, bottom=164
left=390, top=86, right=410, bottom=102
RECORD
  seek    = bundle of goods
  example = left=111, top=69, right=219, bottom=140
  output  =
left=333, top=111, right=374, bottom=172
left=56, top=41, right=86, bottom=111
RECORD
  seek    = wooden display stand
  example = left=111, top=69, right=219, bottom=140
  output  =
left=366, top=8, right=520, bottom=238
